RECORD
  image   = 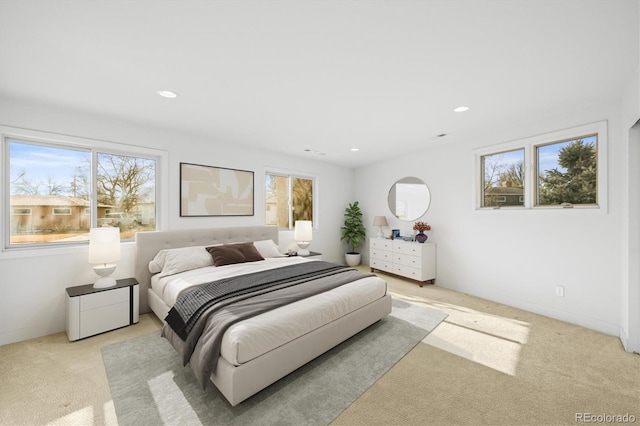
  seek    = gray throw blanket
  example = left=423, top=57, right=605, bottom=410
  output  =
left=161, top=261, right=375, bottom=388
left=165, top=261, right=348, bottom=340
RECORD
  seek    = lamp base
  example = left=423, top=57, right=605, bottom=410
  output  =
left=93, top=264, right=117, bottom=288
left=376, top=227, right=385, bottom=238
left=297, top=241, right=311, bottom=257
left=93, top=276, right=117, bottom=288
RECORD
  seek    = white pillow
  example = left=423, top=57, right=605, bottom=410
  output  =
left=253, top=239, right=284, bottom=258
left=149, top=245, right=214, bottom=277
left=148, top=259, right=163, bottom=274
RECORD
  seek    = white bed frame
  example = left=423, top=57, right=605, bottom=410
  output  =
left=134, top=226, right=392, bottom=406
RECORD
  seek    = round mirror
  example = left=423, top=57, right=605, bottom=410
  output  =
left=387, top=177, right=431, bottom=221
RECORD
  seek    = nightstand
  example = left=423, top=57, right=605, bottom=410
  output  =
left=304, top=251, right=322, bottom=260
left=65, top=278, right=139, bottom=341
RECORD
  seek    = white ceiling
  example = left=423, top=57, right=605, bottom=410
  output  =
left=0, top=1, right=637, bottom=168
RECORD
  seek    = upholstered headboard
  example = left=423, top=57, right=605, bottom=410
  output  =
left=134, top=226, right=279, bottom=314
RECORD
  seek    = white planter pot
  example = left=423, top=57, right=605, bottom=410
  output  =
left=345, top=253, right=361, bottom=267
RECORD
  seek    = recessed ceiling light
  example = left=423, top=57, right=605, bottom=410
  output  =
left=454, top=106, right=469, bottom=112
left=350, top=148, right=359, bottom=152
left=157, top=90, right=178, bottom=98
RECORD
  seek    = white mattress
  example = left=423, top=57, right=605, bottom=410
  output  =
left=151, top=257, right=387, bottom=366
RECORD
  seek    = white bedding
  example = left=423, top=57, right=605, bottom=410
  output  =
left=151, top=257, right=387, bottom=366
left=152, top=257, right=314, bottom=306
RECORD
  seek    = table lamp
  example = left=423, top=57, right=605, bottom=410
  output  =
left=89, top=227, right=121, bottom=288
left=294, top=220, right=313, bottom=256
left=373, top=216, right=388, bottom=238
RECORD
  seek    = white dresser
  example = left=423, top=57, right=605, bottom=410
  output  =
left=370, top=239, right=436, bottom=287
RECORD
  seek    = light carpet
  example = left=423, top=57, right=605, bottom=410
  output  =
left=102, top=299, right=447, bottom=426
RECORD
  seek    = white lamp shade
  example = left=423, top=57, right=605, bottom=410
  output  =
left=294, top=221, right=313, bottom=242
left=88, top=227, right=121, bottom=264
left=373, top=216, right=388, bottom=226
left=294, top=220, right=312, bottom=256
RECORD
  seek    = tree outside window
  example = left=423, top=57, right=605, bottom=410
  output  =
left=481, top=149, right=525, bottom=207
left=265, top=173, right=313, bottom=229
left=477, top=123, right=603, bottom=211
left=536, top=136, right=597, bottom=206
left=7, top=139, right=156, bottom=247
left=96, top=153, right=156, bottom=236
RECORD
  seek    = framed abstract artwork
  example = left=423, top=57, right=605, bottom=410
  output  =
left=180, top=162, right=254, bottom=216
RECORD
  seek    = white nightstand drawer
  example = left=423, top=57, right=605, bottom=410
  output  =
left=80, top=301, right=130, bottom=338
left=80, top=287, right=128, bottom=311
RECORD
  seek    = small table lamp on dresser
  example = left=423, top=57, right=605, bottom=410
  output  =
left=373, top=216, right=388, bottom=238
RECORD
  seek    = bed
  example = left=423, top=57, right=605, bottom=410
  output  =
left=134, top=226, right=392, bottom=406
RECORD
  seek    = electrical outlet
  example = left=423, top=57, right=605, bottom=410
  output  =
left=555, top=285, right=565, bottom=297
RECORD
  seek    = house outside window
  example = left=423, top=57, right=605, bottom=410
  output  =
left=4, top=134, right=159, bottom=248
left=265, top=172, right=314, bottom=229
left=481, top=148, right=525, bottom=208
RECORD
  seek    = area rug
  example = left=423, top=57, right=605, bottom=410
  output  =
left=102, top=299, right=447, bottom=426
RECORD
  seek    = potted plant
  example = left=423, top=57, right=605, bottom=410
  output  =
left=340, top=201, right=366, bottom=266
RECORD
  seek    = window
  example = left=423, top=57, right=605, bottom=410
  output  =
left=481, top=148, right=525, bottom=208
left=96, top=152, right=156, bottom=238
left=536, top=135, right=597, bottom=207
left=5, top=134, right=159, bottom=248
left=265, top=172, right=314, bottom=229
left=476, top=121, right=606, bottom=211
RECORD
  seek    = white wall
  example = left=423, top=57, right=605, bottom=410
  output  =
left=0, top=97, right=354, bottom=345
left=625, top=121, right=640, bottom=353
left=617, top=4, right=640, bottom=353
left=355, top=101, right=628, bottom=337
left=2, top=92, right=638, bottom=347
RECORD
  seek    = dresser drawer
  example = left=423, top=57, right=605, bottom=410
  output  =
left=371, top=249, right=392, bottom=261
left=393, top=264, right=424, bottom=281
left=393, top=241, right=423, bottom=255
left=371, top=239, right=393, bottom=251
left=394, top=253, right=421, bottom=268
left=370, top=258, right=392, bottom=273
left=80, top=287, right=129, bottom=311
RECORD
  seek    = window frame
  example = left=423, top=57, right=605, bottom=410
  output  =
left=474, top=121, right=607, bottom=213
left=1, top=126, right=168, bottom=254
left=264, top=168, right=318, bottom=230
left=480, top=147, right=526, bottom=209
left=52, top=208, right=72, bottom=216
left=534, top=133, right=599, bottom=207
left=12, top=208, right=31, bottom=215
